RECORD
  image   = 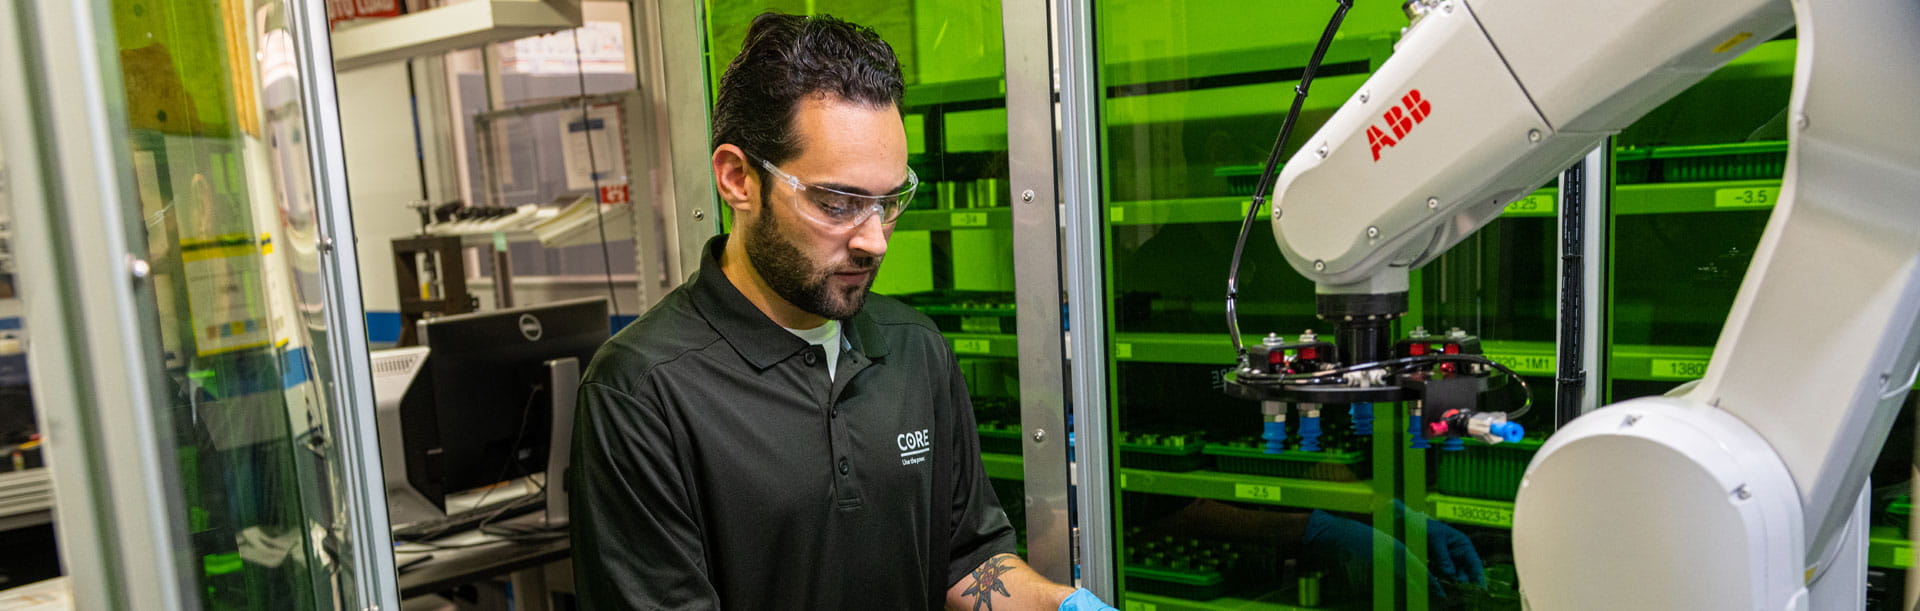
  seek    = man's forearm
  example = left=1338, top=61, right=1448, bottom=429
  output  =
left=945, top=553, right=1075, bottom=611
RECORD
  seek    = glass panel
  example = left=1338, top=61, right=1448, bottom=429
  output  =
left=1093, top=3, right=1546, bottom=608
left=107, top=0, right=374, bottom=607
left=700, top=1, right=1023, bottom=549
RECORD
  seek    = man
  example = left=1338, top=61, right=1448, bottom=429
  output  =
left=570, top=12, right=1112, bottom=610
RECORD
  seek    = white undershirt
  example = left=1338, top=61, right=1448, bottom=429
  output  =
left=784, top=320, right=844, bottom=380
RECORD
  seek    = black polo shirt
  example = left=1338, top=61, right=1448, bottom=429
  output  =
left=570, top=235, right=1016, bottom=609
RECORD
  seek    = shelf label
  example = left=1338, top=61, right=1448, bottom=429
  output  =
left=1504, top=194, right=1556, bottom=215
left=1124, top=602, right=1158, bottom=611
left=1895, top=545, right=1914, bottom=569
left=1482, top=353, right=1556, bottom=376
left=1116, top=343, right=1133, bottom=359
left=951, top=212, right=989, bottom=227
left=1109, top=206, right=1125, bottom=223
left=1714, top=186, right=1776, bottom=209
left=1436, top=500, right=1514, bottom=528
left=1234, top=483, right=1283, bottom=502
left=954, top=338, right=992, bottom=355
left=1651, top=358, right=1710, bottom=379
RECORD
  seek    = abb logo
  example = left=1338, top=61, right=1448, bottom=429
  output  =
left=1366, top=89, right=1433, bottom=162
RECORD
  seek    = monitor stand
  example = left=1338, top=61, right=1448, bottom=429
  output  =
left=542, top=356, right=580, bottom=528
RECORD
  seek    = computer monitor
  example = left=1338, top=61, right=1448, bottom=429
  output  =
left=378, top=297, right=608, bottom=524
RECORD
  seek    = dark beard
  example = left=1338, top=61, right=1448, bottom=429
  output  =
left=744, top=206, right=880, bottom=320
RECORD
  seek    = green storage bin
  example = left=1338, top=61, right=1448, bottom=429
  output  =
left=1124, top=565, right=1229, bottom=601
left=1204, top=441, right=1370, bottom=482
left=976, top=422, right=1023, bottom=456
left=1213, top=165, right=1265, bottom=197
left=1435, top=436, right=1545, bottom=501
left=1122, top=534, right=1268, bottom=602
left=1118, top=431, right=1210, bottom=472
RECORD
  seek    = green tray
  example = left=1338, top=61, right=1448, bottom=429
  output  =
left=1204, top=443, right=1370, bottom=482
left=1118, top=432, right=1210, bottom=472
left=1124, top=564, right=1229, bottom=601
left=976, top=423, right=1023, bottom=456
left=1435, top=436, right=1545, bottom=501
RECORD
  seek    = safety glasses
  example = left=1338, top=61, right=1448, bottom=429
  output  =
left=751, top=154, right=918, bottom=229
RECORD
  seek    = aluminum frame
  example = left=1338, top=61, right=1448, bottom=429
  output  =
left=1054, top=0, right=1116, bottom=599
left=0, top=1, right=192, bottom=607
left=1000, top=0, right=1071, bottom=585
left=290, top=0, right=404, bottom=607
left=644, top=0, right=721, bottom=281
left=1002, top=0, right=1114, bottom=594
left=0, top=0, right=403, bottom=606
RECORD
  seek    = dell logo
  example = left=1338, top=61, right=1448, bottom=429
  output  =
left=518, top=313, right=543, bottom=341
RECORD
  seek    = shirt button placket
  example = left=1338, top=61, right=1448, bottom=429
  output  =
left=838, top=458, right=850, bottom=475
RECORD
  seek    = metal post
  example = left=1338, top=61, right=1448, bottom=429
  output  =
left=642, top=0, right=720, bottom=280
left=287, top=0, right=405, bottom=606
left=1055, top=0, right=1116, bottom=599
left=1002, top=0, right=1072, bottom=587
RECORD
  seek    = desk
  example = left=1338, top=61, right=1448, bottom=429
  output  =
left=395, top=511, right=571, bottom=609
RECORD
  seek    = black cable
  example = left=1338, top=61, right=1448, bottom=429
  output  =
left=1227, top=0, right=1354, bottom=365
left=572, top=28, right=624, bottom=317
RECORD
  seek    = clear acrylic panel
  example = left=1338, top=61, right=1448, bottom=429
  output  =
left=1091, top=3, right=1547, bottom=609
left=105, top=0, right=379, bottom=606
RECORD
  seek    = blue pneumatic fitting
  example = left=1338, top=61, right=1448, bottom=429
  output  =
left=1350, top=402, right=1375, bottom=435
left=1442, top=437, right=1465, bottom=451
left=1492, top=421, right=1526, bottom=443
left=1408, top=415, right=1430, bottom=450
left=1298, top=414, right=1322, bottom=452
left=1263, top=421, right=1288, bottom=454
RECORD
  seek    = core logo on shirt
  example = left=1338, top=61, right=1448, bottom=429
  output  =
left=898, top=429, right=931, bottom=466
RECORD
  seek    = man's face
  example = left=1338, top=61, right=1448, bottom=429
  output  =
left=745, top=96, right=906, bottom=321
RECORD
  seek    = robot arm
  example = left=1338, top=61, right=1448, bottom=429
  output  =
left=1270, top=0, right=1791, bottom=295
left=1260, top=0, right=1920, bottom=608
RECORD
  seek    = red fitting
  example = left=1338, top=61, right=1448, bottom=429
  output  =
left=1426, top=421, right=1450, bottom=436
left=1443, top=343, right=1460, bottom=354
left=1409, top=343, right=1427, bottom=356
left=1300, top=347, right=1319, bottom=361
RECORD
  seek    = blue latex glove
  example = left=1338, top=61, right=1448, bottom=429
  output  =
left=1302, top=503, right=1485, bottom=598
left=1059, top=587, right=1117, bottom=611
left=1424, top=514, right=1486, bottom=587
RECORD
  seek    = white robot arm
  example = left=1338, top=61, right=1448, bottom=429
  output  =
left=1266, top=0, right=1920, bottom=608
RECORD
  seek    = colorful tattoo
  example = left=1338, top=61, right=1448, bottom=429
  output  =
left=960, top=554, right=1016, bottom=610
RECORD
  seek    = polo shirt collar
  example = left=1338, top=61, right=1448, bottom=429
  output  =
left=690, top=235, right=890, bottom=369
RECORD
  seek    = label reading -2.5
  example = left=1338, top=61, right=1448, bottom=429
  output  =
left=1234, top=483, right=1283, bottom=502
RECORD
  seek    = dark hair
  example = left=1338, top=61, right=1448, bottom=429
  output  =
left=710, top=12, right=906, bottom=168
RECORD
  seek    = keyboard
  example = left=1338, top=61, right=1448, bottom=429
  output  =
left=392, top=494, right=544, bottom=541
